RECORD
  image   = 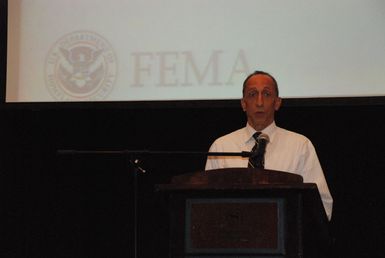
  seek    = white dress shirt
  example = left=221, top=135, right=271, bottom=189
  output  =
left=205, top=121, right=333, bottom=220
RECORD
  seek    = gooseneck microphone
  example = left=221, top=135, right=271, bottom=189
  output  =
left=257, top=133, right=270, bottom=154
left=249, top=133, right=270, bottom=168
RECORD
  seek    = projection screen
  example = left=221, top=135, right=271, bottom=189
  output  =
left=5, top=0, right=385, bottom=102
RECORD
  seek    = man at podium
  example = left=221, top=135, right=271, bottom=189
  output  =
left=205, top=70, right=333, bottom=221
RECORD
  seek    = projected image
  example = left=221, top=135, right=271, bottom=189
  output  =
left=6, top=0, right=385, bottom=102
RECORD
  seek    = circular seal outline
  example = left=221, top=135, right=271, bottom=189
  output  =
left=45, top=30, right=117, bottom=101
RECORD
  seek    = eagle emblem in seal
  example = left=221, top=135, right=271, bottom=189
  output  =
left=45, top=31, right=117, bottom=101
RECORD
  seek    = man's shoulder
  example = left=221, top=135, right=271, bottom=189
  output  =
left=275, top=126, right=311, bottom=144
left=214, top=127, right=247, bottom=143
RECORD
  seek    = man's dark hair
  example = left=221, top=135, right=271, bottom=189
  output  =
left=242, top=70, right=279, bottom=97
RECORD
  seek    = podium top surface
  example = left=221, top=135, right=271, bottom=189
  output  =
left=156, top=168, right=313, bottom=191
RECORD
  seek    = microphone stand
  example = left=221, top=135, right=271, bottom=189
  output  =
left=56, top=149, right=252, bottom=258
left=57, top=149, right=252, bottom=158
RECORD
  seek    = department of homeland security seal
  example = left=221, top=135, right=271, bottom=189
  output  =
left=45, top=31, right=117, bottom=101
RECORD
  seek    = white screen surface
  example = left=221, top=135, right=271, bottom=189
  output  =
left=6, top=0, right=385, bottom=102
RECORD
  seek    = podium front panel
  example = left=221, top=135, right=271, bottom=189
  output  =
left=185, top=198, right=285, bottom=255
left=158, top=171, right=328, bottom=258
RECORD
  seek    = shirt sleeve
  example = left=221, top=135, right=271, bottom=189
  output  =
left=205, top=141, right=220, bottom=170
left=301, top=140, right=334, bottom=221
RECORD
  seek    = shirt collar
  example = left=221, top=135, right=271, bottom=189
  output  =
left=245, top=121, right=277, bottom=144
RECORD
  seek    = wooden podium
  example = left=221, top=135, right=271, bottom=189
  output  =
left=156, top=168, right=330, bottom=258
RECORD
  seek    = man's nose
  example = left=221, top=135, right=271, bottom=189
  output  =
left=256, top=93, right=264, bottom=106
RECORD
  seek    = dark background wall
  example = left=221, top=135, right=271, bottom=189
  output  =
left=1, top=1, right=385, bottom=256
left=0, top=102, right=384, bottom=258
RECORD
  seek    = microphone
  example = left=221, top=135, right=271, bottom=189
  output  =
left=257, top=133, right=269, bottom=146
left=249, top=133, right=269, bottom=168
left=256, top=133, right=269, bottom=155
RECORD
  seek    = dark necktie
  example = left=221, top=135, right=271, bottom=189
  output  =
left=248, top=132, right=265, bottom=168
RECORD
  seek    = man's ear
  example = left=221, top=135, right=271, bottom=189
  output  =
left=275, top=97, right=282, bottom=111
left=241, top=98, right=246, bottom=111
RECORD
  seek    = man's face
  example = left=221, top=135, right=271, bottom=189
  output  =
left=241, top=74, right=282, bottom=131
